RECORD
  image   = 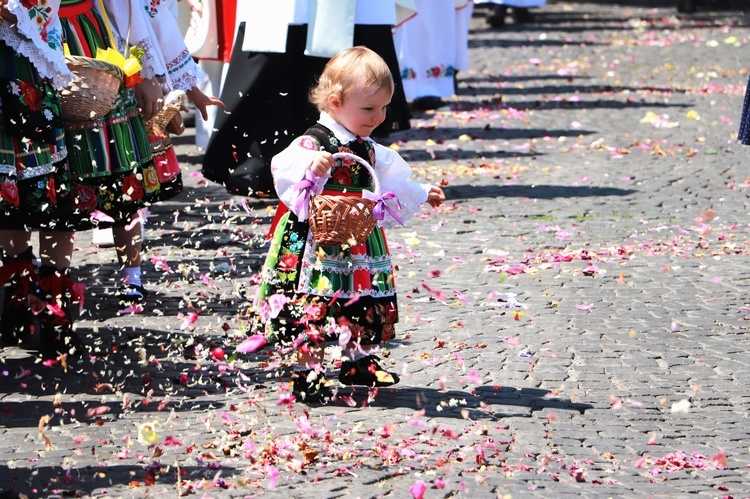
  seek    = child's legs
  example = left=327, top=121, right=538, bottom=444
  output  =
left=39, top=231, right=74, bottom=269
left=295, top=343, right=325, bottom=370
left=113, top=221, right=142, bottom=269
left=0, top=230, right=32, bottom=257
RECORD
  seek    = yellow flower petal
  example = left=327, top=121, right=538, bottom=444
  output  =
left=137, top=421, right=160, bottom=445
left=122, top=58, right=142, bottom=77
left=375, top=371, right=394, bottom=384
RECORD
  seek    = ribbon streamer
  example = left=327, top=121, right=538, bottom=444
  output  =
left=367, top=190, right=405, bottom=226
left=293, top=169, right=319, bottom=221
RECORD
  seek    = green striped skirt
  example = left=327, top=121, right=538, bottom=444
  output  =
left=0, top=40, right=85, bottom=231
left=253, top=203, right=399, bottom=348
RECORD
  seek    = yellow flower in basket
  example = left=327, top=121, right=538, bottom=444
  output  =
left=95, top=47, right=141, bottom=77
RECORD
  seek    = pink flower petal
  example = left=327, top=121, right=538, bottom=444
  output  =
left=236, top=334, right=267, bottom=353
left=410, top=480, right=427, bottom=499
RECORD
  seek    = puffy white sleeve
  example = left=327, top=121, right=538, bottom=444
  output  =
left=141, top=0, right=207, bottom=92
left=271, top=136, right=328, bottom=217
left=100, top=0, right=165, bottom=79
left=372, top=142, right=430, bottom=228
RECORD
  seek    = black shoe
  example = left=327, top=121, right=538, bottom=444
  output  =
left=509, top=7, right=534, bottom=23
left=224, top=158, right=276, bottom=198
left=411, top=96, right=445, bottom=112
left=292, top=370, right=332, bottom=404
left=339, top=355, right=400, bottom=387
left=0, top=247, right=37, bottom=346
left=487, top=5, right=507, bottom=28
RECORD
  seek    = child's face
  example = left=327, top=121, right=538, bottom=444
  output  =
left=328, top=84, right=392, bottom=138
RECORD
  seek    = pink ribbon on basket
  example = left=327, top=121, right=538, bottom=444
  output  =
left=293, top=169, right=319, bottom=221
left=364, top=189, right=405, bottom=226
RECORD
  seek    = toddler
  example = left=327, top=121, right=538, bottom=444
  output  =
left=252, top=46, right=445, bottom=403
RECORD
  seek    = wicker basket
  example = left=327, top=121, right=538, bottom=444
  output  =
left=308, top=152, right=379, bottom=247
left=60, top=55, right=124, bottom=122
left=145, top=102, right=183, bottom=136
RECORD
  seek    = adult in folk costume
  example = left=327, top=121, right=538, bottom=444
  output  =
left=473, top=0, right=546, bottom=27
left=392, top=0, right=473, bottom=110
left=59, top=0, right=187, bottom=312
left=0, top=0, right=87, bottom=358
left=201, top=0, right=415, bottom=198
left=181, top=0, right=236, bottom=150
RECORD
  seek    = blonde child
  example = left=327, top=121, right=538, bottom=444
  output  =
left=252, top=46, right=445, bottom=403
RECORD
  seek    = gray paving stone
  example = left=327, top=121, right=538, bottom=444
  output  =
left=2, top=2, right=750, bottom=497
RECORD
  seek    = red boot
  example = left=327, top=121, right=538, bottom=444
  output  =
left=0, top=247, right=38, bottom=345
left=35, top=266, right=84, bottom=360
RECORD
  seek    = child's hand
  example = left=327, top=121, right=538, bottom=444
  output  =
left=310, top=151, right=335, bottom=177
left=186, top=86, right=226, bottom=121
left=135, top=77, right=164, bottom=122
left=426, top=186, right=445, bottom=208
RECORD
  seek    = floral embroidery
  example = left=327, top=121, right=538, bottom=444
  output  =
left=0, top=179, right=20, bottom=207
left=298, top=135, right=320, bottom=151
left=22, top=1, right=61, bottom=51
left=45, top=176, right=56, bottom=204
left=6, top=79, right=62, bottom=121
left=145, top=0, right=162, bottom=17
left=428, top=65, right=455, bottom=79
left=400, top=65, right=455, bottom=80
left=277, top=251, right=299, bottom=273
left=401, top=67, right=417, bottom=80
left=72, top=184, right=98, bottom=212
left=142, top=166, right=160, bottom=194
left=19, top=82, right=42, bottom=111
left=332, top=168, right=352, bottom=186
left=121, top=175, right=145, bottom=201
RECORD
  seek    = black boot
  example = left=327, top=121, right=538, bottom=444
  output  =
left=292, top=369, right=332, bottom=404
left=0, top=247, right=37, bottom=346
left=487, top=5, right=507, bottom=28
left=36, top=266, right=84, bottom=360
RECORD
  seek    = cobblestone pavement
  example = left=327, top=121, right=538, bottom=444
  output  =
left=3, top=2, right=750, bottom=497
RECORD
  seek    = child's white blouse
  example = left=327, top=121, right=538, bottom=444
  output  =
left=272, top=112, right=431, bottom=229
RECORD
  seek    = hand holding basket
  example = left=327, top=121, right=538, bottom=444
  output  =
left=299, top=152, right=403, bottom=247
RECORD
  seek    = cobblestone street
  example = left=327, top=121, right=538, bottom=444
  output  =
left=3, top=2, right=750, bottom=497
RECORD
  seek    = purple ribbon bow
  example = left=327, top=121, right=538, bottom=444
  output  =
left=371, top=190, right=405, bottom=226
left=294, top=169, right=318, bottom=220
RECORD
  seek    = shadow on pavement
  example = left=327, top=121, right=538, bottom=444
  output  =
left=0, top=326, right=266, bottom=402
left=398, top=127, right=595, bottom=142
left=445, top=183, right=637, bottom=200
left=331, top=385, right=593, bottom=420
left=0, top=462, right=241, bottom=499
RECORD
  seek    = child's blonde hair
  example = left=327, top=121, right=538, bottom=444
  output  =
left=310, top=46, right=394, bottom=112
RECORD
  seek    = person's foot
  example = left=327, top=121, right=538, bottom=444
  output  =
left=411, top=96, right=445, bottom=112
left=509, top=7, right=534, bottom=23
left=486, top=5, right=507, bottom=28
left=35, top=267, right=84, bottom=360
left=292, top=369, right=332, bottom=404
left=339, top=355, right=400, bottom=387
left=117, top=283, right=150, bottom=314
left=0, top=247, right=38, bottom=346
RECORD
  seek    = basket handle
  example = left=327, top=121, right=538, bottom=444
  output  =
left=331, top=152, right=380, bottom=196
left=293, top=151, right=404, bottom=226
left=331, top=152, right=404, bottom=226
